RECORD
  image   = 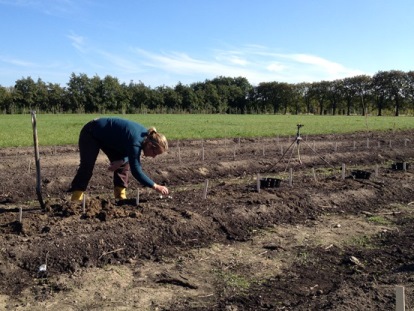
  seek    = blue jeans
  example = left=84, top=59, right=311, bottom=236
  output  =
left=70, top=119, right=129, bottom=192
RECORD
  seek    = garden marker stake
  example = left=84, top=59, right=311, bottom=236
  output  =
left=31, top=111, right=45, bottom=210
left=203, top=179, right=209, bottom=199
left=136, top=189, right=140, bottom=206
left=18, top=207, right=22, bottom=223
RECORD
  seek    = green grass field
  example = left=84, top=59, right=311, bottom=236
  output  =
left=0, top=114, right=413, bottom=148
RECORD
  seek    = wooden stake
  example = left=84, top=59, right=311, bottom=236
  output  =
left=289, top=168, right=293, bottom=187
left=31, top=111, right=45, bottom=210
left=18, top=207, right=23, bottom=223
left=256, top=173, right=260, bottom=193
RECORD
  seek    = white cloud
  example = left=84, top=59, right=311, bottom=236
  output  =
left=67, top=32, right=87, bottom=53
left=267, top=62, right=287, bottom=72
left=132, top=49, right=226, bottom=75
left=58, top=36, right=370, bottom=87
left=127, top=46, right=367, bottom=85
left=0, top=55, right=35, bottom=67
left=0, top=0, right=80, bottom=16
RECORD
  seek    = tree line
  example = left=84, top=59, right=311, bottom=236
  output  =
left=0, top=70, right=413, bottom=116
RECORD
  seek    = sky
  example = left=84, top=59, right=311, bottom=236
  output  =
left=0, top=0, right=413, bottom=88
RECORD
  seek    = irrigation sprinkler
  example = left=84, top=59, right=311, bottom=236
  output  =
left=31, top=111, right=46, bottom=210
left=264, top=124, right=335, bottom=174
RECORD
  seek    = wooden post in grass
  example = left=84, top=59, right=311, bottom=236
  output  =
left=178, top=147, right=181, bottom=164
left=256, top=173, right=260, bottom=193
left=289, top=168, right=293, bottom=187
left=30, top=111, right=46, bottom=210
left=396, top=286, right=405, bottom=311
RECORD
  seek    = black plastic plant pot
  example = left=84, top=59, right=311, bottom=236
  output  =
left=260, top=178, right=281, bottom=188
left=351, top=170, right=371, bottom=179
left=392, top=162, right=410, bottom=170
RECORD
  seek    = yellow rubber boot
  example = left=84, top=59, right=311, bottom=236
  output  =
left=114, top=187, right=127, bottom=199
left=71, top=191, right=84, bottom=201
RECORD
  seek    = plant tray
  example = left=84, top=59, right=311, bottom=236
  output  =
left=392, top=162, right=410, bottom=170
left=351, top=170, right=371, bottom=179
left=260, top=178, right=281, bottom=188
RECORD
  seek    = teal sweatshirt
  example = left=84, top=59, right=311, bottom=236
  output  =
left=92, top=117, right=155, bottom=188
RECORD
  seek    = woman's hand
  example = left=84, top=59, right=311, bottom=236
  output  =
left=153, top=183, right=169, bottom=195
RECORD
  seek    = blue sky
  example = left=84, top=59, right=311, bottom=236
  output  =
left=0, top=0, right=413, bottom=88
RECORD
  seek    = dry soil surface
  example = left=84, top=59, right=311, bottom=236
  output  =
left=1, top=130, right=414, bottom=311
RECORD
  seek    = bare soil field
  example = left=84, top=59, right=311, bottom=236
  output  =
left=0, top=129, right=414, bottom=311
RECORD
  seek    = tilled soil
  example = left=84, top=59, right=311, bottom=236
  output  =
left=0, top=130, right=414, bottom=310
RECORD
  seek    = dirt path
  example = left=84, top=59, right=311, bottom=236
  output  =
left=1, top=130, right=414, bottom=310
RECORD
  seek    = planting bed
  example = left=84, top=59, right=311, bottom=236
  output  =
left=0, top=129, right=414, bottom=310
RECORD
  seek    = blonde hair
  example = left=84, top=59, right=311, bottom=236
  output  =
left=146, top=127, right=168, bottom=152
